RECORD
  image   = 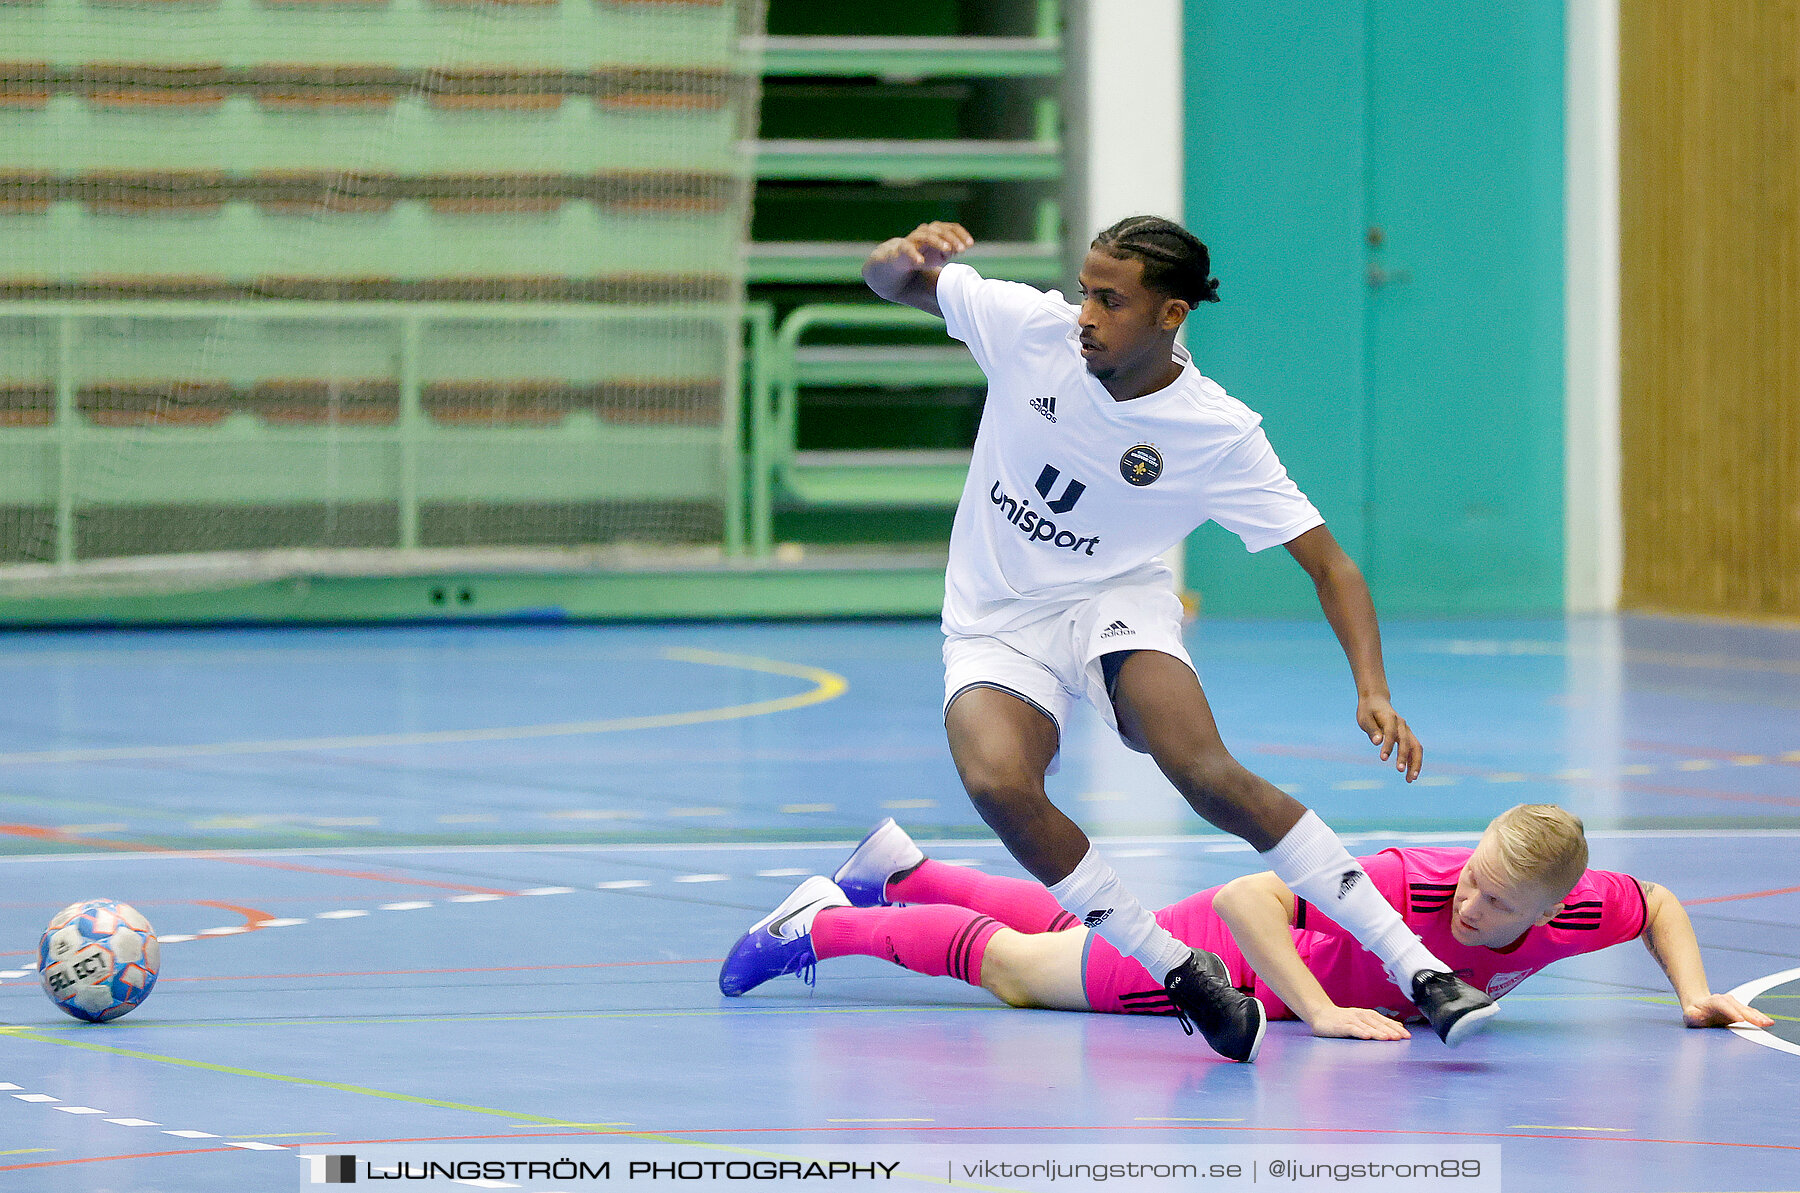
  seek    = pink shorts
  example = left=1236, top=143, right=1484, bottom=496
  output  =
left=1081, top=888, right=1287, bottom=1018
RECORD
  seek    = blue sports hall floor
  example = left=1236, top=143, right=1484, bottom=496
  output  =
left=0, top=615, right=1795, bottom=1192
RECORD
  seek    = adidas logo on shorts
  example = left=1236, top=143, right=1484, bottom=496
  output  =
left=1099, top=620, right=1132, bottom=639
left=1029, top=395, right=1057, bottom=422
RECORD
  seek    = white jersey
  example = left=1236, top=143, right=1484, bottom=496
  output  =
left=937, top=262, right=1323, bottom=636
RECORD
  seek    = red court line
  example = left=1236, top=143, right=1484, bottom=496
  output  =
left=314, top=1122, right=1800, bottom=1152
left=0, top=901, right=278, bottom=965
left=1609, top=781, right=1800, bottom=811
left=0, top=1147, right=237, bottom=1172
left=1627, top=740, right=1800, bottom=767
left=1255, top=743, right=1486, bottom=770
left=1250, top=746, right=1800, bottom=809
left=1686, top=885, right=1800, bottom=906
left=192, top=900, right=279, bottom=933
left=0, top=824, right=515, bottom=895
left=216, top=856, right=517, bottom=896
left=13, top=1119, right=1793, bottom=1173
left=2, top=894, right=481, bottom=911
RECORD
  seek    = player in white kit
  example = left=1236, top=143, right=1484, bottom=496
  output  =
left=858, top=216, right=1496, bottom=1062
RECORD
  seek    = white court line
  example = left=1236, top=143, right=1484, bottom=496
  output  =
left=2, top=829, right=1799, bottom=868
left=3, top=1086, right=276, bottom=1151
left=1724, top=967, right=1800, bottom=1059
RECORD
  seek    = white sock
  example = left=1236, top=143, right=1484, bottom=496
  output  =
left=1259, top=811, right=1445, bottom=988
left=1047, top=846, right=1192, bottom=981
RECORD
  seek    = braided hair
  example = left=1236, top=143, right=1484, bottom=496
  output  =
left=1091, top=216, right=1221, bottom=305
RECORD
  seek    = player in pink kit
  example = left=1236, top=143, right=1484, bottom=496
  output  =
left=857, top=216, right=1498, bottom=1063
left=720, top=805, right=1772, bottom=1042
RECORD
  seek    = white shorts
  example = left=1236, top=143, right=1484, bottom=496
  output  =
left=942, top=582, right=1197, bottom=766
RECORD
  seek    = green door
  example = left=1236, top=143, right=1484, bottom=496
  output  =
left=1182, top=0, right=1564, bottom=616
left=1360, top=0, right=1565, bottom=613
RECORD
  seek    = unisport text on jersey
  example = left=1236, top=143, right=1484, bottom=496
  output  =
left=988, top=481, right=1099, bottom=554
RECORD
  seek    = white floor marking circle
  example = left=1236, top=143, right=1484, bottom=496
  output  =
left=1724, top=966, right=1800, bottom=1058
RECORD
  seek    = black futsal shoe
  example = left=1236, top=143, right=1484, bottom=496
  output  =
left=1411, top=970, right=1499, bottom=1046
left=1163, top=949, right=1266, bottom=1063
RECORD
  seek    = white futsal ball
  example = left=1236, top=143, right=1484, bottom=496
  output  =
left=38, top=899, right=161, bottom=1023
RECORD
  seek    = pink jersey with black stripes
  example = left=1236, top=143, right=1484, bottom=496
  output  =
left=1240, top=846, right=1649, bottom=1021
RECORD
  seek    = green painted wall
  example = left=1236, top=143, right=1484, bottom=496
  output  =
left=1182, top=0, right=1565, bottom=616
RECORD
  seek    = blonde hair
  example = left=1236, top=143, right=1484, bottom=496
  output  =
left=1484, top=804, right=1588, bottom=899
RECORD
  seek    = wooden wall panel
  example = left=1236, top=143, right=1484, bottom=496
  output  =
left=1620, top=1, right=1800, bottom=618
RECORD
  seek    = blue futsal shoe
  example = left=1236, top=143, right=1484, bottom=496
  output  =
left=718, top=876, right=850, bottom=997
left=832, top=818, right=925, bottom=907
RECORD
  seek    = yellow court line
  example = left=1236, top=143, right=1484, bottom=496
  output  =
left=0, top=1029, right=1015, bottom=1193
left=3, top=1003, right=1000, bottom=1035
left=0, top=648, right=847, bottom=766
left=1, top=1026, right=620, bottom=1129
left=1510, top=1124, right=1630, bottom=1132
left=0, top=1149, right=53, bottom=1156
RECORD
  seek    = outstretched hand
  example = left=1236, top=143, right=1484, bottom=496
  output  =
left=1358, top=694, right=1423, bottom=782
left=1311, top=1004, right=1412, bottom=1041
left=1683, top=992, right=1775, bottom=1029
left=870, top=221, right=974, bottom=272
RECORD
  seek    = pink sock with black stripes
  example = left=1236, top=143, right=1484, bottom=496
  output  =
left=885, top=860, right=1079, bottom=934
left=811, top=905, right=1003, bottom=986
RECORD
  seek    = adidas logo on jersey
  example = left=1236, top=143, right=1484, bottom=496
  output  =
left=1029, top=395, right=1058, bottom=422
left=1099, top=620, right=1133, bottom=639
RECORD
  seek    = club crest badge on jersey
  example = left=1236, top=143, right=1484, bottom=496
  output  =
left=1120, top=444, right=1163, bottom=486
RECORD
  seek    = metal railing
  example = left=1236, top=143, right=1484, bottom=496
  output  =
left=0, top=300, right=744, bottom=562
